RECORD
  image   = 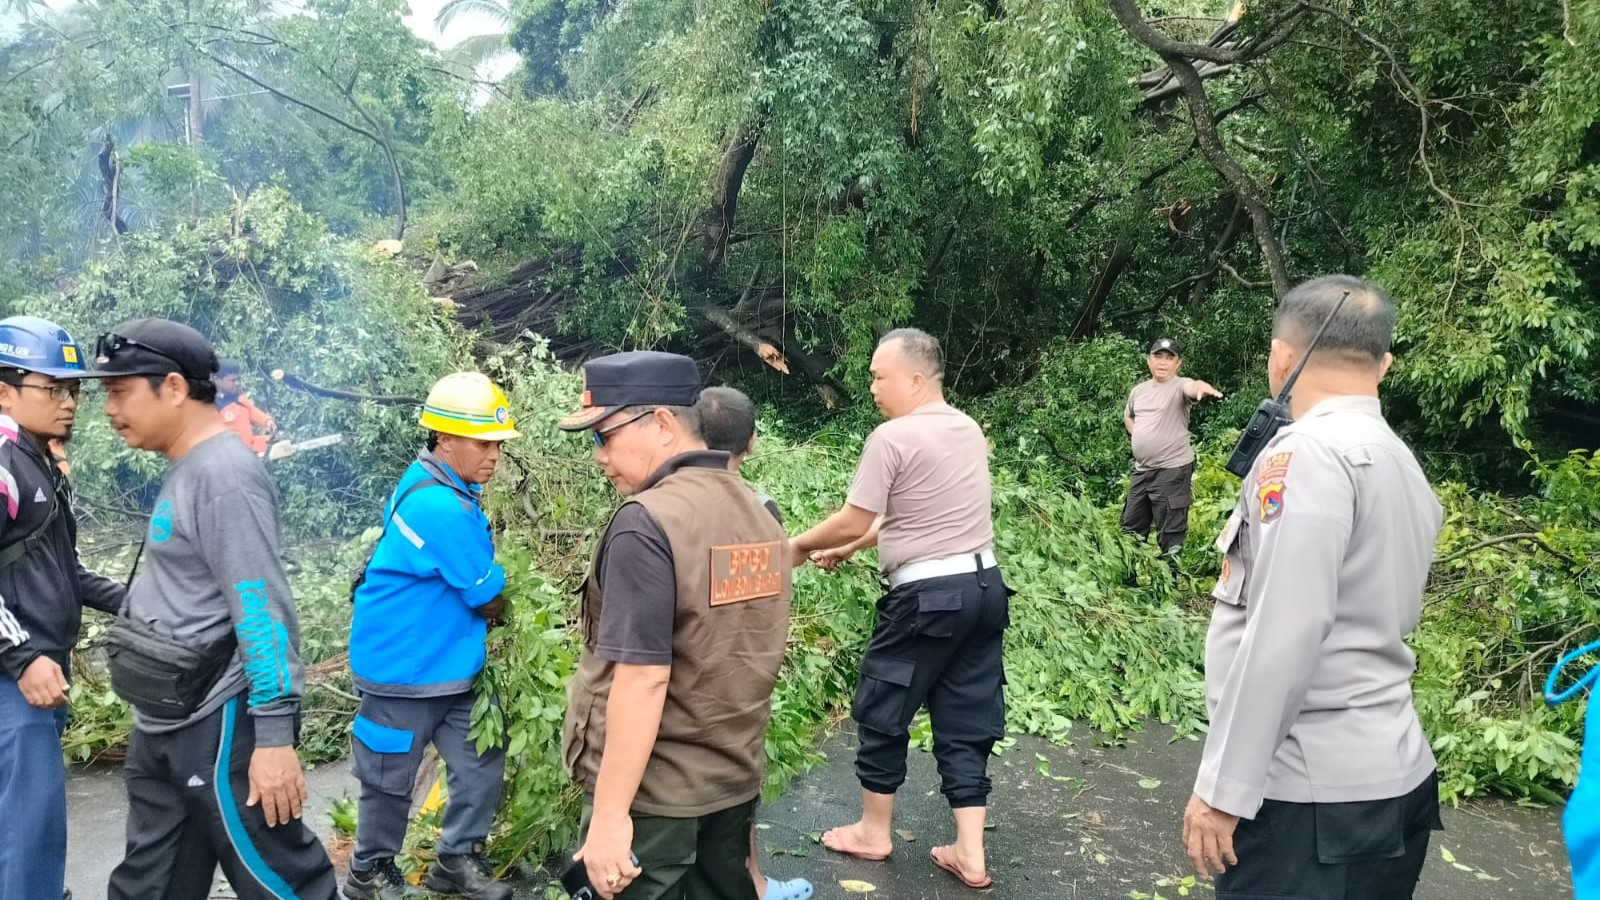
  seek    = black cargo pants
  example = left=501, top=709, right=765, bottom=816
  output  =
left=851, top=563, right=1009, bottom=808
left=107, top=695, right=337, bottom=900
left=1121, top=462, right=1195, bottom=554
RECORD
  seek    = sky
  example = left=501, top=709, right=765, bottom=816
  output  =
left=1, top=0, right=504, bottom=48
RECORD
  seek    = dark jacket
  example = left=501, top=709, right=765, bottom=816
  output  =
left=0, top=415, right=125, bottom=680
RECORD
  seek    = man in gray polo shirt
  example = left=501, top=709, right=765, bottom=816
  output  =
left=1121, top=338, right=1221, bottom=558
left=791, top=328, right=1008, bottom=891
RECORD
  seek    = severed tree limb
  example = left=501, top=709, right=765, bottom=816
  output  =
left=700, top=307, right=792, bottom=375
left=271, top=370, right=421, bottom=407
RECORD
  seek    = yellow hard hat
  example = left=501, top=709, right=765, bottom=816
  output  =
left=419, top=372, right=521, bottom=441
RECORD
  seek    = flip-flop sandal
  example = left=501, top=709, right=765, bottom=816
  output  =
left=820, top=827, right=891, bottom=861
left=764, top=876, right=814, bottom=900
left=931, top=846, right=992, bottom=889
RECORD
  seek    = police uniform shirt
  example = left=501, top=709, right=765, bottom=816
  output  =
left=1125, top=376, right=1197, bottom=471
left=846, top=402, right=994, bottom=573
left=1197, top=395, right=1442, bottom=819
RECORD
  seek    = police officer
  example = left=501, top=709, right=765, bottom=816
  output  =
left=1183, top=276, right=1443, bottom=899
left=0, top=316, right=124, bottom=900
left=558, top=352, right=791, bottom=900
left=790, top=328, right=1008, bottom=890
left=345, top=372, right=519, bottom=900
left=97, top=319, right=337, bottom=900
left=694, top=385, right=814, bottom=900
left=1121, top=338, right=1222, bottom=558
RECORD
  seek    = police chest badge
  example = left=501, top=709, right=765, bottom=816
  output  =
left=1255, top=451, right=1292, bottom=523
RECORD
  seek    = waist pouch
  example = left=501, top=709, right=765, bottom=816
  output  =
left=105, top=616, right=238, bottom=720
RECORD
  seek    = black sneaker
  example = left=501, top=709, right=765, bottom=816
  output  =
left=343, top=858, right=420, bottom=900
left=424, top=851, right=512, bottom=900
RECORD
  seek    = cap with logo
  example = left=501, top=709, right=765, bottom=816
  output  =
left=558, top=351, right=703, bottom=431
left=0, top=315, right=100, bottom=379
left=1149, top=338, right=1182, bottom=356
left=419, top=372, right=521, bottom=442
left=93, top=318, right=219, bottom=380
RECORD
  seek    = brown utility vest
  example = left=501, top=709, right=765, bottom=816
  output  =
left=563, top=462, right=792, bottom=818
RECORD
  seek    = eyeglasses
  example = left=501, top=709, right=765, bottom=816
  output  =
left=15, top=382, right=82, bottom=403
left=95, top=332, right=184, bottom=371
left=592, top=408, right=658, bottom=447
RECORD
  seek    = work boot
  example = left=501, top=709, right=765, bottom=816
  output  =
left=425, top=849, right=512, bottom=900
left=343, top=858, right=420, bottom=900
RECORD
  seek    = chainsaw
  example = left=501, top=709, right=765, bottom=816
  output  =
left=266, top=433, right=345, bottom=462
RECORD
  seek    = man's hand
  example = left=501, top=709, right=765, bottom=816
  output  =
left=1188, top=381, right=1224, bottom=402
left=810, top=547, right=853, bottom=572
left=480, top=595, right=507, bottom=621
left=791, top=541, right=810, bottom=569
left=247, top=745, right=308, bottom=828
left=1182, top=793, right=1240, bottom=880
left=574, top=812, right=641, bottom=900
left=18, top=656, right=69, bottom=709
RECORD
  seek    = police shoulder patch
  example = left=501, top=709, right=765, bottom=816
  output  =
left=1255, top=451, right=1293, bottom=523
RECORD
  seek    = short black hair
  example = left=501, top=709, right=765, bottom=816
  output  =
left=144, top=373, right=218, bottom=403
left=880, top=327, right=944, bottom=381
left=426, top=431, right=440, bottom=451
left=1273, top=275, right=1396, bottom=366
left=696, top=386, right=757, bottom=454
left=216, top=358, right=242, bottom=377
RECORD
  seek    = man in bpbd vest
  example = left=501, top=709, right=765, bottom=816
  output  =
left=558, top=352, right=792, bottom=900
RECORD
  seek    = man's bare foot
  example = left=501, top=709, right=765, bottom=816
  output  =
left=931, top=844, right=991, bottom=889
left=820, top=822, right=893, bottom=861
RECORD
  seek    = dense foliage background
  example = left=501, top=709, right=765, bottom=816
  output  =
left=2, top=0, right=1597, bottom=872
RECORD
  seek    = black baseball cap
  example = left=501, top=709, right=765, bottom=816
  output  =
left=1149, top=338, right=1182, bottom=356
left=558, top=351, right=703, bottom=431
left=92, top=318, right=219, bottom=381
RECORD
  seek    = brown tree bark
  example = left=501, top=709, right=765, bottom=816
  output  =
left=1109, top=0, right=1296, bottom=298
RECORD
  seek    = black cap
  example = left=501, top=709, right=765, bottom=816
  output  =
left=93, top=318, right=219, bottom=381
left=558, top=351, right=703, bottom=431
left=1149, top=337, right=1182, bottom=356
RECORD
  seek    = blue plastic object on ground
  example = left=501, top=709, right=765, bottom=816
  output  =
left=1545, top=640, right=1600, bottom=899
left=764, top=876, right=814, bottom=900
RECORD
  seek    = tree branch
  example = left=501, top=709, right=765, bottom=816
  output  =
left=271, top=370, right=421, bottom=407
left=1434, top=532, right=1579, bottom=567
left=1111, top=0, right=1291, bottom=296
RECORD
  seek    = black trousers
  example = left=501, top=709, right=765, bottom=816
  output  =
left=852, top=565, right=1009, bottom=808
left=107, top=696, right=337, bottom=900
left=1217, top=771, right=1443, bottom=900
left=578, top=798, right=758, bottom=900
left=1121, top=463, right=1195, bottom=553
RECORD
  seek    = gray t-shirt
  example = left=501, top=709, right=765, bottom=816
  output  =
left=126, top=432, right=303, bottom=747
left=1126, top=377, right=1196, bottom=471
left=846, top=401, right=995, bottom=574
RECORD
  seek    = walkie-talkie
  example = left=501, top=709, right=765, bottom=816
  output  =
left=1224, top=291, right=1351, bottom=477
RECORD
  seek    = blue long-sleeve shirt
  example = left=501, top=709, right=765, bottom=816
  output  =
left=350, top=450, right=504, bottom=697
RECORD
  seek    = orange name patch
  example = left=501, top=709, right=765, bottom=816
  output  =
left=710, top=541, right=784, bottom=606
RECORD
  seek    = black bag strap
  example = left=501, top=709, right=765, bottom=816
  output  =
left=0, top=475, right=62, bottom=573
left=383, top=475, right=447, bottom=534
left=348, top=475, right=446, bottom=603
